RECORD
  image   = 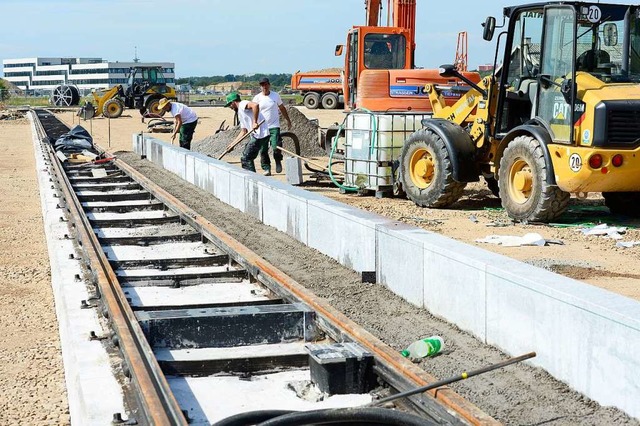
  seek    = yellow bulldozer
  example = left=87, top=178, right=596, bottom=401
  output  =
left=398, top=1, right=640, bottom=221
left=87, top=66, right=177, bottom=119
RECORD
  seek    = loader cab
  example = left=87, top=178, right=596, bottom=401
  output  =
left=343, top=26, right=412, bottom=109
left=492, top=2, right=640, bottom=145
left=127, top=67, right=167, bottom=95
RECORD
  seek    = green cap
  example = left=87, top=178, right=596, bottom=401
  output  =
left=400, top=350, right=410, bottom=357
left=225, top=92, right=240, bottom=107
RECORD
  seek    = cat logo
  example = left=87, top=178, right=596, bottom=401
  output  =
left=553, top=101, right=570, bottom=120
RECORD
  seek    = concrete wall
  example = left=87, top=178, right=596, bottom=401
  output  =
left=133, top=135, right=640, bottom=419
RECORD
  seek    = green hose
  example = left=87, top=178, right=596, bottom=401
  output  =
left=328, top=117, right=358, bottom=192
left=328, top=108, right=379, bottom=192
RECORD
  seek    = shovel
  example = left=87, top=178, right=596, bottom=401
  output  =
left=218, top=120, right=265, bottom=160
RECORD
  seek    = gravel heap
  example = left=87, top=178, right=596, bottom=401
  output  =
left=192, top=106, right=326, bottom=159
left=302, top=67, right=342, bottom=74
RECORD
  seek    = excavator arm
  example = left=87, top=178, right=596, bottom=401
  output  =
left=366, top=0, right=382, bottom=26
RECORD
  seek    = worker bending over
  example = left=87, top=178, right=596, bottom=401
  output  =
left=225, top=92, right=271, bottom=173
left=158, top=98, right=199, bottom=150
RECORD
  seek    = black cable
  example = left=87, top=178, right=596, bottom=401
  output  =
left=212, top=410, right=295, bottom=426
left=256, top=407, right=436, bottom=426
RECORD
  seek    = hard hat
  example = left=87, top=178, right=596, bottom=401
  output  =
left=225, top=92, right=240, bottom=107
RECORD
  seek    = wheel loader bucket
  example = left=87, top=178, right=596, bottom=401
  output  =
left=77, top=102, right=96, bottom=120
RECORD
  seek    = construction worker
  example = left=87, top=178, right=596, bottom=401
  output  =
left=252, top=77, right=292, bottom=174
left=157, top=98, right=198, bottom=150
left=225, top=92, right=271, bottom=173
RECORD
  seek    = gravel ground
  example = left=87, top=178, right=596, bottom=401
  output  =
left=0, top=120, right=69, bottom=425
left=118, top=151, right=638, bottom=425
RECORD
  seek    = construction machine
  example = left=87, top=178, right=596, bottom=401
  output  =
left=398, top=1, right=640, bottom=221
left=327, top=0, right=481, bottom=196
left=337, top=0, right=480, bottom=112
left=88, top=66, right=176, bottom=119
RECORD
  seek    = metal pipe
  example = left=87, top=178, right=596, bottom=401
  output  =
left=370, top=352, right=536, bottom=407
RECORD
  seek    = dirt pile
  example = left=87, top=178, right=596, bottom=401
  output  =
left=0, top=110, right=27, bottom=121
left=303, top=68, right=342, bottom=74
left=192, top=106, right=326, bottom=159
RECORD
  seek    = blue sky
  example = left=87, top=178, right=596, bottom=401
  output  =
left=1, top=0, right=630, bottom=78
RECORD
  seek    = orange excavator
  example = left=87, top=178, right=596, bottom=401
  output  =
left=324, top=1, right=481, bottom=197
left=338, top=0, right=479, bottom=112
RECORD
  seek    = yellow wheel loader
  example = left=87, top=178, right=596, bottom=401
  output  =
left=399, top=2, right=640, bottom=221
left=88, top=66, right=177, bottom=119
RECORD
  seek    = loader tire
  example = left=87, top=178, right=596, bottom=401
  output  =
left=603, top=192, right=640, bottom=217
left=303, top=92, right=320, bottom=109
left=102, top=98, right=124, bottom=119
left=498, top=135, right=569, bottom=222
left=400, top=129, right=466, bottom=208
left=146, top=98, right=165, bottom=117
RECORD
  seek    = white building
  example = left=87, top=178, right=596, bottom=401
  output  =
left=2, top=57, right=175, bottom=93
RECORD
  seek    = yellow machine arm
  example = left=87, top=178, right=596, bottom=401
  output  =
left=425, top=75, right=496, bottom=148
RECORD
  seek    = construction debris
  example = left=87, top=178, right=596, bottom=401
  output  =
left=475, top=233, right=563, bottom=247
left=0, top=110, right=26, bottom=121
left=579, top=224, right=627, bottom=240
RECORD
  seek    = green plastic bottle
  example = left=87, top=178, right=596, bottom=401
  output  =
left=401, top=336, right=444, bottom=358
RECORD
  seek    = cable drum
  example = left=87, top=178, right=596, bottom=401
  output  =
left=51, top=85, right=80, bottom=106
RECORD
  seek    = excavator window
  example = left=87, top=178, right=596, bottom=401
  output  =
left=363, top=34, right=405, bottom=69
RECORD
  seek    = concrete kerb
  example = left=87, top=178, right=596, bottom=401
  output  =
left=191, top=152, right=210, bottom=192
left=258, top=179, right=309, bottom=244
left=186, top=155, right=195, bottom=185
left=133, top=136, right=640, bottom=418
left=32, top=115, right=126, bottom=424
left=485, top=258, right=640, bottom=418
left=307, top=195, right=389, bottom=273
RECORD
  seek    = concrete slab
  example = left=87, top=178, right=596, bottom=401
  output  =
left=132, top=133, right=143, bottom=156
left=167, top=370, right=371, bottom=424
left=375, top=222, right=429, bottom=308
left=307, top=196, right=389, bottom=272
left=185, top=154, right=195, bottom=185
left=208, top=163, right=230, bottom=204
left=148, top=139, right=163, bottom=165
left=421, top=232, right=496, bottom=341
left=259, top=180, right=307, bottom=244
left=125, top=282, right=266, bottom=308
left=485, top=258, right=640, bottom=418
left=192, top=153, right=210, bottom=192
left=228, top=168, right=251, bottom=212
left=245, top=177, right=262, bottom=220
left=31, top=116, right=126, bottom=425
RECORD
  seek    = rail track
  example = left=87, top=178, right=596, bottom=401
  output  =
left=31, top=108, right=505, bottom=425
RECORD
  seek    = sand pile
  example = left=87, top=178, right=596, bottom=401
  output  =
left=193, top=106, right=326, bottom=159
left=303, top=68, right=342, bottom=74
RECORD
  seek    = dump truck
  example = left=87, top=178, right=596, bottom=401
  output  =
left=290, top=70, right=343, bottom=109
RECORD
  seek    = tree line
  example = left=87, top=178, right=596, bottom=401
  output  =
left=175, top=73, right=292, bottom=90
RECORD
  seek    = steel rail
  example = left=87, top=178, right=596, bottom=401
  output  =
left=115, top=157, right=500, bottom=426
left=32, top=111, right=187, bottom=426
